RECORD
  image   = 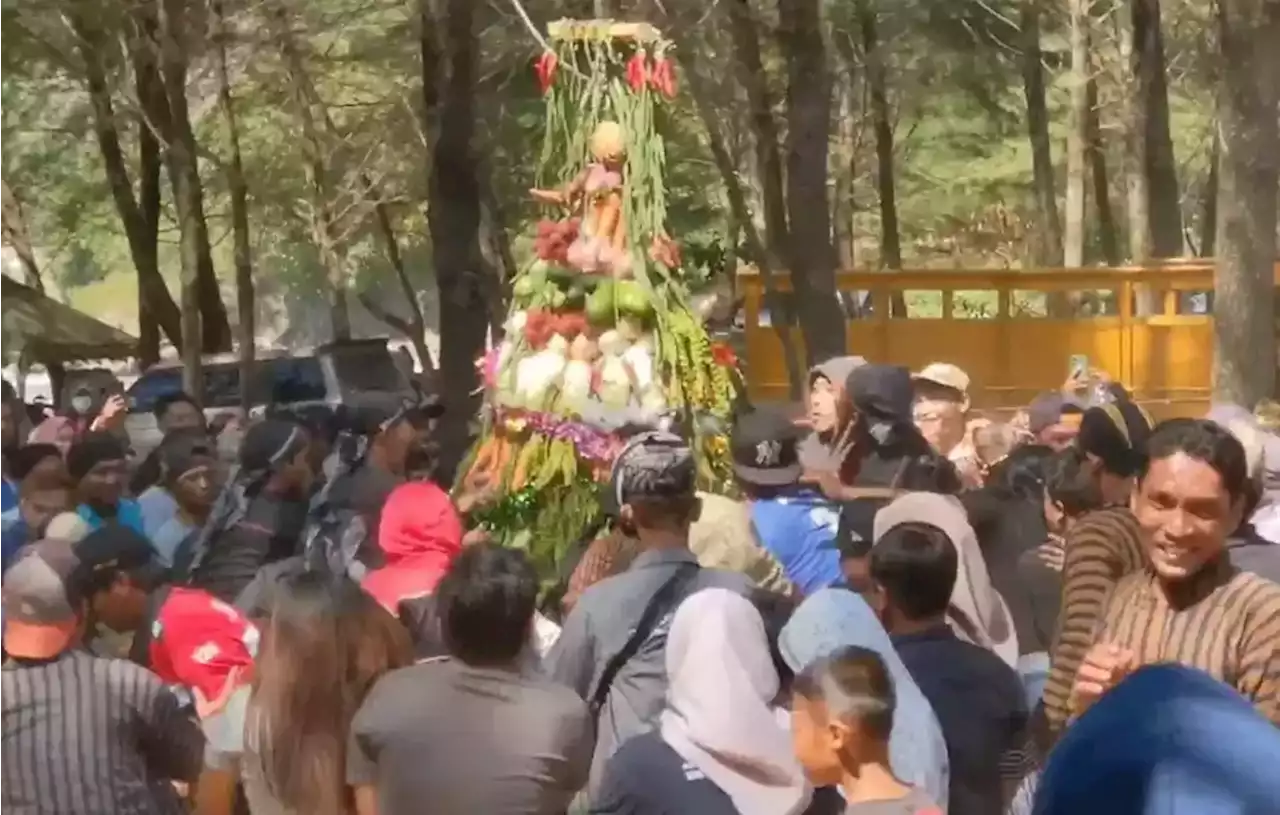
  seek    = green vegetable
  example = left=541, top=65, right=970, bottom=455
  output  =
left=585, top=279, right=616, bottom=325
left=546, top=265, right=577, bottom=285
left=512, top=276, right=536, bottom=298
left=615, top=280, right=653, bottom=318
left=550, top=289, right=568, bottom=308
left=565, top=283, right=587, bottom=309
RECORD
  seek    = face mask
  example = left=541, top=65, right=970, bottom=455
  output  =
left=71, top=396, right=93, bottom=413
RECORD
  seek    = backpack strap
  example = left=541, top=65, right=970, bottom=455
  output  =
left=588, top=561, right=700, bottom=720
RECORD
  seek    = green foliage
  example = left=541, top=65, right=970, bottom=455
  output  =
left=0, top=0, right=1218, bottom=342
left=57, top=241, right=106, bottom=289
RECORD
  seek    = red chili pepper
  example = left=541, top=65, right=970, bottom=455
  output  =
left=710, top=342, right=738, bottom=368
left=625, top=51, right=647, bottom=93
left=648, top=57, right=666, bottom=96
left=534, top=51, right=558, bottom=95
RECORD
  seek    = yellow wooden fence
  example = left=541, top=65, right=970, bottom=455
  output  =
left=737, top=261, right=1280, bottom=419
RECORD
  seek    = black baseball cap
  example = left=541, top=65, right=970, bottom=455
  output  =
left=731, top=409, right=803, bottom=487
left=74, top=525, right=169, bottom=591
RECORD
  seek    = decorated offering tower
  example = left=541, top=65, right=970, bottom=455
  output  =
left=461, top=20, right=742, bottom=575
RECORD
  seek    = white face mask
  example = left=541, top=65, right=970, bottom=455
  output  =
left=71, top=396, right=93, bottom=413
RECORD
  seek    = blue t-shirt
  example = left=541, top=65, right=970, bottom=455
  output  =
left=749, top=489, right=843, bottom=595
left=1, top=478, right=17, bottom=514
left=2, top=508, right=28, bottom=574
left=77, top=499, right=147, bottom=537
left=138, top=486, right=179, bottom=540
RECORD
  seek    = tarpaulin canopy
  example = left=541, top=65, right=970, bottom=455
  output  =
left=2, top=275, right=138, bottom=363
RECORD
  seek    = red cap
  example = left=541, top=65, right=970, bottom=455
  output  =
left=149, top=586, right=257, bottom=700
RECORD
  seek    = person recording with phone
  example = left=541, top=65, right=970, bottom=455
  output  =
left=26, top=386, right=130, bottom=460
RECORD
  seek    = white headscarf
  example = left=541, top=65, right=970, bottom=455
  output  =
left=874, top=491, right=1020, bottom=667
left=659, top=589, right=811, bottom=815
left=1209, top=404, right=1280, bottom=544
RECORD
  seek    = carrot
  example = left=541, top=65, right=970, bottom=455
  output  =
left=596, top=192, right=621, bottom=246
left=469, top=436, right=498, bottom=477
left=492, top=437, right=515, bottom=485
left=510, top=442, right=536, bottom=490
left=611, top=215, right=627, bottom=252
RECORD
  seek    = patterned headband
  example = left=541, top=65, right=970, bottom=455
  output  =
left=611, top=430, right=694, bottom=507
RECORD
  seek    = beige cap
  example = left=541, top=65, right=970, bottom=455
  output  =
left=913, top=362, right=971, bottom=395
left=43, top=512, right=92, bottom=544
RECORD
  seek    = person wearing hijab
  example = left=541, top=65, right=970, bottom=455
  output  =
left=961, top=444, right=1053, bottom=628
left=1039, top=402, right=1152, bottom=736
left=799, top=356, right=866, bottom=476
left=593, top=588, right=837, bottom=815
left=1026, top=664, right=1280, bottom=815
left=176, top=419, right=315, bottom=602
left=868, top=522, right=1027, bottom=815
left=361, top=480, right=464, bottom=613
left=778, top=589, right=949, bottom=807
left=873, top=491, right=1019, bottom=666
left=1206, top=404, right=1280, bottom=582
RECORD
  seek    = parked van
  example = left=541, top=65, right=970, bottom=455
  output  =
left=125, top=339, right=417, bottom=456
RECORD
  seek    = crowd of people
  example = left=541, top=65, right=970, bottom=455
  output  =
left=2, top=357, right=1280, bottom=815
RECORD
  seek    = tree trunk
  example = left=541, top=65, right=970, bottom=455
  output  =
left=1199, top=135, right=1219, bottom=256
left=678, top=45, right=805, bottom=398
left=1120, top=9, right=1150, bottom=265
left=780, top=0, right=846, bottom=364
left=131, top=8, right=165, bottom=367
left=71, top=2, right=183, bottom=351
left=271, top=2, right=351, bottom=340
left=479, top=171, right=517, bottom=339
left=726, top=0, right=790, bottom=262
left=832, top=34, right=860, bottom=271
left=1, top=180, right=46, bottom=292
left=1064, top=0, right=1090, bottom=268
left=1119, top=7, right=1155, bottom=313
left=369, top=187, right=435, bottom=373
left=857, top=0, right=908, bottom=318
left=1020, top=0, right=1063, bottom=265
left=158, top=0, right=205, bottom=395
left=1212, top=0, right=1279, bottom=405
left=857, top=0, right=900, bottom=271
left=1132, top=0, right=1183, bottom=257
left=1086, top=78, right=1122, bottom=266
left=214, top=0, right=256, bottom=414
left=151, top=0, right=231, bottom=353
left=429, top=0, right=486, bottom=482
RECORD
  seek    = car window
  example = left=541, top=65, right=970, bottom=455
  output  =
left=329, top=351, right=409, bottom=394
left=260, top=357, right=327, bottom=405
left=127, top=365, right=242, bottom=412
left=204, top=364, right=242, bottom=409
left=127, top=369, right=183, bottom=413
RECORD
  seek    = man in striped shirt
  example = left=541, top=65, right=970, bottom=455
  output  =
left=1071, top=419, right=1280, bottom=724
left=1, top=539, right=204, bottom=814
